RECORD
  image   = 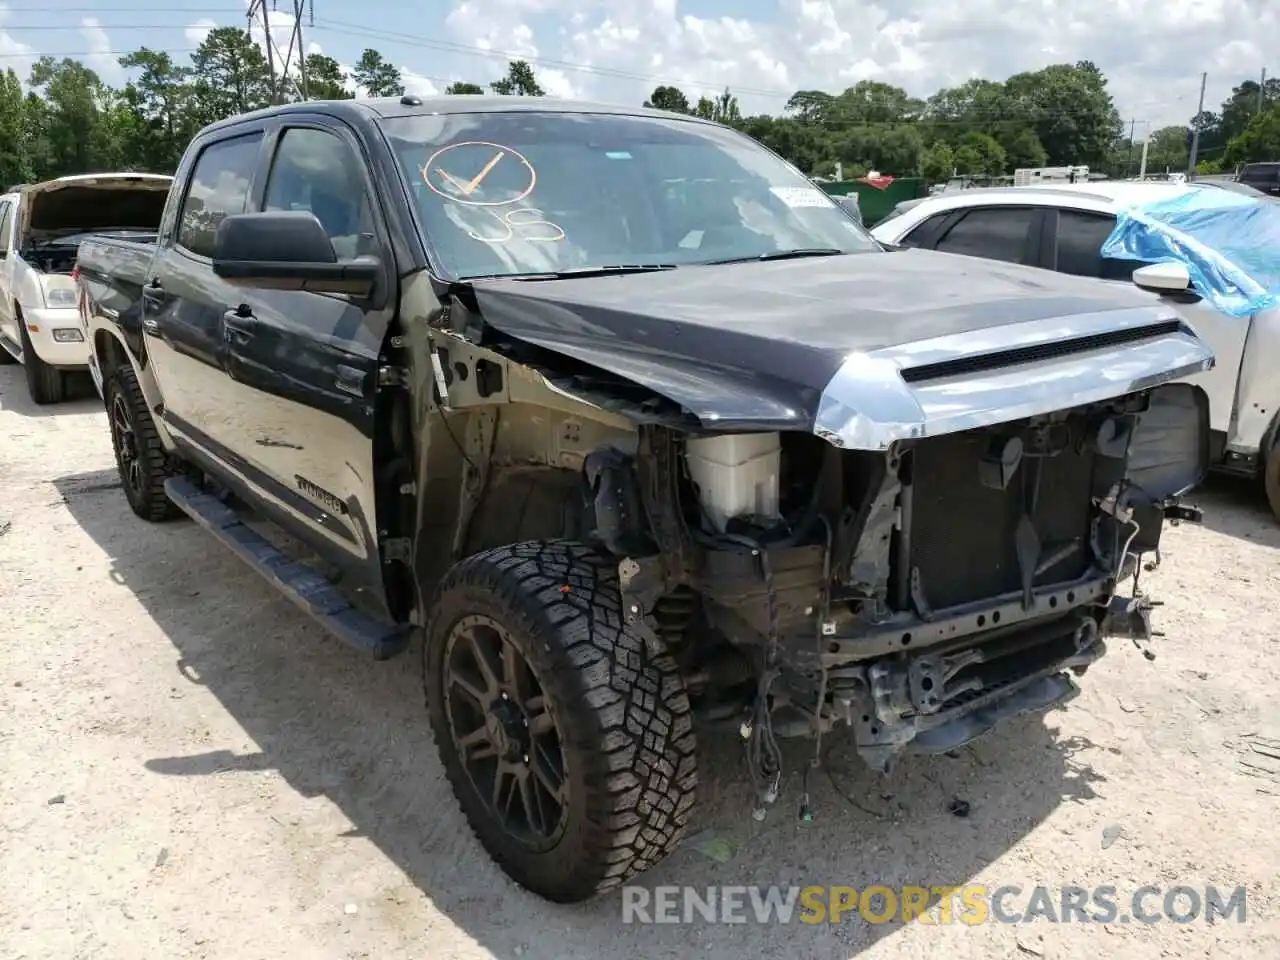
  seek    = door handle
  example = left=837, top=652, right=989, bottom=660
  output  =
left=223, top=309, right=261, bottom=345
left=140, top=280, right=164, bottom=334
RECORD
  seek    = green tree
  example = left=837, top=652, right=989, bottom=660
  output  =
left=1143, top=125, right=1191, bottom=173
left=693, top=96, right=715, bottom=120
left=0, top=69, right=34, bottom=187
left=489, top=60, right=544, bottom=96
left=444, top=81, right=484, bottom=95
left=785, top=89, right=834, bottom=123
left=921, top=141, right=955, bottom=181
left=1002, top=61, right=1121, bottom=166
left=711, top=88, right=740, bottom=124
left=952, top=131, right=1007, bottom=175
left=1225, top=104, right=1280, bottom=165
left=998, top=127, right=1048, bottom=170
left=117, top=48, right=195, bottom=172
left=832, top=80, right=923, bottom=123
left=644, top=85, right=689, bottom=113
left=189, top=27, right=273, bottom=128
left=353, top=48, right=404, bottom=97
left=303, top=53, right=353, bottom=100
left=26, top=57, right=120, bottom=177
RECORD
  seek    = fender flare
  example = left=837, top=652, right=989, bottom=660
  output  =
left=91, top=324, right=176, bottom=451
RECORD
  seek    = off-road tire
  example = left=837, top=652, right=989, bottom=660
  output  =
left=424, top=540, right=698, bottom=903
left=18, top=311, right=66, bottom=404
left=105, top=364, right=184, bottom=522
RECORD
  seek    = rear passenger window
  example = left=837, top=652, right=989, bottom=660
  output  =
left=900, top=212, right=952, bottom=248
left=177, top=134, right=262, bottom=257
left=1056, top=209, right=1134, bottom=280
left=935, top=207, right=1035, bottom=264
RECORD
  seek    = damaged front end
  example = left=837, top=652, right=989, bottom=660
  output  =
left=593, top=377, right=1209, bottom=814
left=414, top=274, right=1214, bottom=822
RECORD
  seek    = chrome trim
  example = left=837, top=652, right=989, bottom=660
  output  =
left=814, top=306, right=1217, bottom=450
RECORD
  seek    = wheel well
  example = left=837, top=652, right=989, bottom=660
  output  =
left=94, top=330, right=128, bottom=382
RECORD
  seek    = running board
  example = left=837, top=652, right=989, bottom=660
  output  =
left=163, top=476, right=410, bottom=660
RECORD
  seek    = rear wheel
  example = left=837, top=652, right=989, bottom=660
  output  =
left=424, top=540, right=698, bottom=903
left=105, top=364, right=184, bottom=522
left=18, top=312, right=66, bottom=404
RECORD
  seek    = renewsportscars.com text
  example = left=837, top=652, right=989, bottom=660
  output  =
left=621, top=884, right=1248, bottom=925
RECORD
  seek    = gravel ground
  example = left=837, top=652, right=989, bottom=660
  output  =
left=2, top=363, right=1279, bottom=960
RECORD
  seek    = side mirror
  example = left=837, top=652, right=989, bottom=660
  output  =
left=212, top=211, right=379, bottom=298
left=1132, top=261, right=1191, bottom=294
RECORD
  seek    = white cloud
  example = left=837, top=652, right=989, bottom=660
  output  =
left=184, top=17, right=217, bottom=49
left=400, top=68, right=439, bottom=96
left=80, top=18, right=124, bottom=87
left=0, top=3, right=39, bottom=85
left=435, top=0, right=1274, bottom=130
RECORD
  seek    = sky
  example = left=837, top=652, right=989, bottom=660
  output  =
left=0, top=0, right=1273, bottom=139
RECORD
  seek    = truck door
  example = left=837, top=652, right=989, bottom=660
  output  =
left=1050, top=207, right=1247, bottom=437
left=142, top=129, right=267, bottom=456
left=214, top=119, right=392, bottom=575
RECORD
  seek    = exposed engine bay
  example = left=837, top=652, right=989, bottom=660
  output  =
left=572, top=381, right=1207, bottom=815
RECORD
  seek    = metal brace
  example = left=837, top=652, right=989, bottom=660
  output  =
left=381, top=536, right=412, bottom=565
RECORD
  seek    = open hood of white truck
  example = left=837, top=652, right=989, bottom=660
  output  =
left=17, top=173, right=173, bottom=243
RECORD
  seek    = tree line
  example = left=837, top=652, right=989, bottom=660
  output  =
left=2, top=25, right=1277, bottom=190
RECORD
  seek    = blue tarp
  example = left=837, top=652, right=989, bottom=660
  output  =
left=1100, top=187, right=1280, bottom=317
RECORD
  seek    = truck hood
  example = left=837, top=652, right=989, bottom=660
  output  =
left=470, top=248, right=1216, bottom=448
left=18, top=174, right=172, bottom=243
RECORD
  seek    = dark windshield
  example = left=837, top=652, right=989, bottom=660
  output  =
left=380, top=110, right=878, bottom=280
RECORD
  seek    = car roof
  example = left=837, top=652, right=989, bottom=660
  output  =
left=892, top=180, right=1232, bottom=217
left=203, top=94, right=711, bottom=133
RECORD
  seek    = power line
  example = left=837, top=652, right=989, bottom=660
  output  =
left=3, top=12, right=1216, bottom=123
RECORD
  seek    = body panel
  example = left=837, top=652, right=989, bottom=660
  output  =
left=471, top=250, right=1207, bottom=439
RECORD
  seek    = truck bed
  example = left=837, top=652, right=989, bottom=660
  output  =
left=75, top=234, right=158, bottom=329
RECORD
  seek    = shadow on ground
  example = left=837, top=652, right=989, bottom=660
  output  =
left=0, top=365, right=100, bottom=416
left=54, top=467, right=1108, bottom=960
left=1189, top=473, right=1279, bottom=548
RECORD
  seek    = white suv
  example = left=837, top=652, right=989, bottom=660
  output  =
left=870, top=181, right=1280, bottom=517
left=0, top=174, right=171, bottom=404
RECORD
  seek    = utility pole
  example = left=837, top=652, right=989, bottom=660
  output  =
left=1261, top=67, right=1268, bottom=115
left=294, top=0, right=312, bottom=101
left=1187, top=71, right=1207, bottom=177
left=1127, top=118, right=1136, bottom=176
left=247, top=0, right=278, bottom=103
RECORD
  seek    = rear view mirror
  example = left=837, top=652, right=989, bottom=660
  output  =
left=212, top=211, right=379, bottom=297
left=1132, top=261, right=1191, bottom=294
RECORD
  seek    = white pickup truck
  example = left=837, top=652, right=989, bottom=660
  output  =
left=0, top=173, right=172, bottom=403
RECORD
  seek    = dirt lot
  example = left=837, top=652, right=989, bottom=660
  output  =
left=1, top=363, right=1278, bottom=960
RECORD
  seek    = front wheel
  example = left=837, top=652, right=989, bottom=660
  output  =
left=424, top=540, right=699, bottom=903
left=104, top=365, right=184, bottom=522
left=18, top=313, right=66, bottom=404
left=1264, top=428, right=1280, bottom=522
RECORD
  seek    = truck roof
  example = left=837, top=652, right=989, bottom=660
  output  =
left=200, top=94, right=714, bottom=134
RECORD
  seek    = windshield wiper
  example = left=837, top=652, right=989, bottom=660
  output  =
left=465, top=264, right=679, bottom=282
left=705, top=248, right=847, bottom=265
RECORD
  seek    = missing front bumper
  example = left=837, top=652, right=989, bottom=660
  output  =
left=829, top=612, right=1107, bottom=773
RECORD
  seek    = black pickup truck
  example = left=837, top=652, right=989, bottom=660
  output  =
left=77, top=95, right=1214, bottom=904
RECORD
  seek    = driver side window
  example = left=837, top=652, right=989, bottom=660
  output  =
left=262, top=127, right=374, bottom=260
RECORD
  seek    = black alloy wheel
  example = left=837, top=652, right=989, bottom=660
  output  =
left=443, top=613, right=569, bottom=849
